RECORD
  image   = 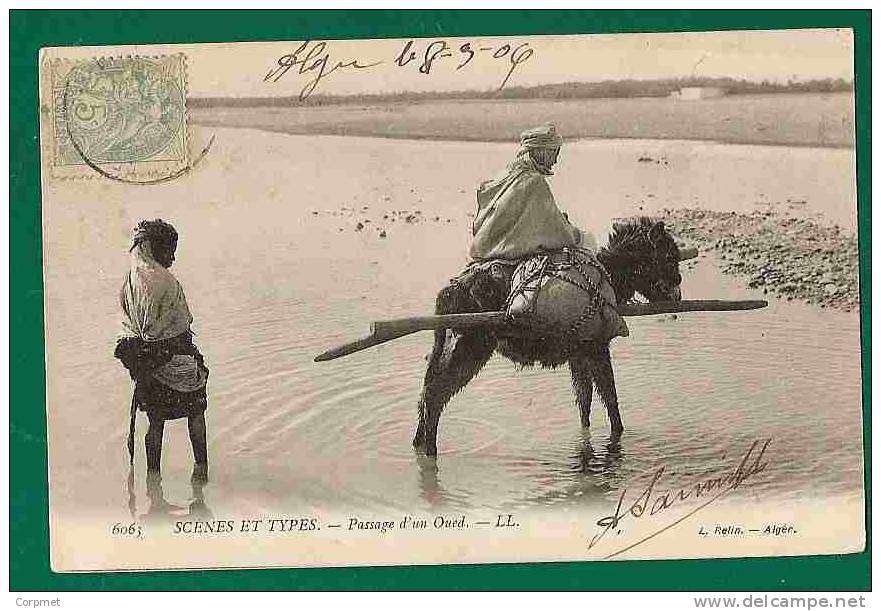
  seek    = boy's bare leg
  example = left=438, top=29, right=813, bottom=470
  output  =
left=145, top=416, right=165, bottom=474
left=188, top=412, right=208, bottom=481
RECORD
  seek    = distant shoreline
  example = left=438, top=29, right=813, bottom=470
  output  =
left=190, top=92, right=855, bottom=149
left=189, top=121, right=855, bottom=151
left=189, top=77, right=853, bottom=108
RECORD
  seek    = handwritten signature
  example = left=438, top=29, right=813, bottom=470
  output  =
left=589, top=438, right=772, bottom=558
left=264, top=39, right=535, bottom=101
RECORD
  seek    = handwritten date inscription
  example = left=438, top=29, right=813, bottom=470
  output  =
left=264, top=39, right=535, bottom=101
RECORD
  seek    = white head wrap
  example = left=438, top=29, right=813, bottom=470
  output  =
left=508, top=123, right=563, bottom=175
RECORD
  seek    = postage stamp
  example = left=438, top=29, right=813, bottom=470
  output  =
left=42, top=53, right=189, bottom=181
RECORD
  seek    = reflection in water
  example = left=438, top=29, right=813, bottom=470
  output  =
left=416, top=454, right=442, bottom=506
left=187, top=478, right=214, bottom=521
left=126, top=468, right=137, bottom=520
left=142, top=473, right=187, bottom=525
left=506, top=432, right=628, bottom=509
left=414, top=431, right=628, bottom=511
left=415, top=454, right=470, bottom=509
left=555, top=432, right=627, bottom=505
left=574, top=433, right=624, bottom=487
left=126, top=470, right=213, bottom=526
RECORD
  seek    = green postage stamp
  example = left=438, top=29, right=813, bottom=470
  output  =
left=42, top=53, right=189, bottom=181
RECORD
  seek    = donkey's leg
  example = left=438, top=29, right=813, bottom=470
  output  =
left=569, top=355, right=594, bottom=428
left=584, top=342, right=624, bottom=436
left=415, top=267, right=506, bottom=455
left=413, top=328, right=448, bottom=449
left=416, top=280, right=472, bottom=450
left=416, top=329, right=496, bottom=456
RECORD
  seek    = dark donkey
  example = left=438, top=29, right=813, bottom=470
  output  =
left=413, top=217, right=690, bottom=456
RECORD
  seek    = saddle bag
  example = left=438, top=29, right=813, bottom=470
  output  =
left=505, top=247, right=629, bottom=341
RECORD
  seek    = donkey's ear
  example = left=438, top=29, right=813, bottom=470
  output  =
left=649, top=220, right=666, bottom=241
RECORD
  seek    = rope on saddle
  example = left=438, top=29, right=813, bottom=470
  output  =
left=564, top=252, right=612, bottom=341
left=503, top=255, right=550, bottom=318
left=506, top=247, right=615, bottom=341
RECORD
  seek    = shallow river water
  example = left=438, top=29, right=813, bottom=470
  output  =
left=43, top=130, right=863, bottom=529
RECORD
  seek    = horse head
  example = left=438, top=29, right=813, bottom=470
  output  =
left=600, top=217, right=696, bottom=303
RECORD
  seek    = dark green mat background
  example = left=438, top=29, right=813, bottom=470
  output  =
left=9, top=10, right=871, bottom=591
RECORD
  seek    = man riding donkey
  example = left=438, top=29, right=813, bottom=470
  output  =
left=114, top=220, right=210, bottom=483
left=470, top=123, right=592, bottom=261
left=413, top=123, right=632, bottom=456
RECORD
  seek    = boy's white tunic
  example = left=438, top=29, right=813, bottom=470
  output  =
left=119, top=242, right=208, bottom=393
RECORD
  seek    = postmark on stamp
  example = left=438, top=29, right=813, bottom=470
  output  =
left=43, top=54, right=189, bottom=181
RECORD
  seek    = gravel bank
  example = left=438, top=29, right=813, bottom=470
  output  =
left=663, top=208, right=860, bottom=312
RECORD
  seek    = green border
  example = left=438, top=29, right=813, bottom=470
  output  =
left=10, top=9, right=871, bottom=591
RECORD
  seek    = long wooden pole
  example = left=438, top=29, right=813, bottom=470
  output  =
left=314, top=299, right=767, bottom=362
left=618, top=299, right=767, bottom=316
left=312, top=328, right=416, bottom=362
left=370, top=312, right=508, bottom=336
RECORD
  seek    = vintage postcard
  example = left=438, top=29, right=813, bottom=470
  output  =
left=38, top=29, right=864, bottom=572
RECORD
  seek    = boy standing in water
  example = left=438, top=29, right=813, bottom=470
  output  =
left=114, top=219, right=210, bottom=482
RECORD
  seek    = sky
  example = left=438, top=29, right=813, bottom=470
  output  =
left=46, top=28, right=855, bottom=99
